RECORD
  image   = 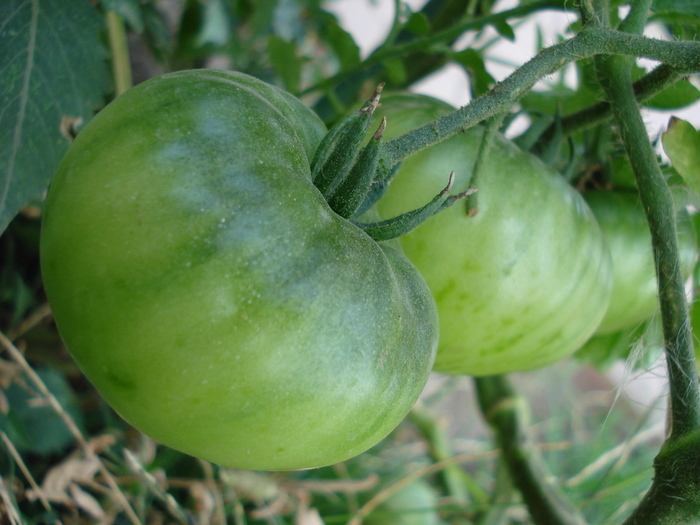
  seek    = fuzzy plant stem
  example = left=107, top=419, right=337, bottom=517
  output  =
left=591, top=1, right=700, bottom=521
left=594, top=6, right=700, bottom=446
left=376, top=27, right=700, bottom=177
left=475, top=376, right=587, bottom=525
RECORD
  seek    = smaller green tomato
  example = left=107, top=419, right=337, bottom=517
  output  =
left=366, top=480, right=442, bottom=525
left=584, top=190, right=697, bottom=335
left=375, top=94, right=613, bottom=376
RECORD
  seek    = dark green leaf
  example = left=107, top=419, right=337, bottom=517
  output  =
left=0, top=367, right=84, bottom=454
left=492, top=20, right=515, bottom=40
left=653, top=0, right=700, bottom=16
left=644, top=78, right=700, bottom=110
left=321, top=16, right=361, bottom=70
left=250, top=0, right=278, bottom=38
left=405, top=12, right=431, bottom=36
left=630, top=64, right=700, bottom=110
left=453, top=49, right=495, bottom=98
left=662, top=118, right=700, bottom=196
left=0, top=0, right=111, bottom=234
left=268, top=36, right=301, bottom=94
left=100, top=0, right=144, bottom=32
left=383, top=58, right=408, bottom=85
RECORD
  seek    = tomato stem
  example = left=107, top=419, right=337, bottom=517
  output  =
left=300, top=0, right=571, bottom=98
left=374, top=28, right=700, bottom=180
left=594, top=2, right=700, bottom=445
left=594, top=1, right=700, bottom=520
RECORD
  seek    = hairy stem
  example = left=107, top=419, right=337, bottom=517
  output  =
left=475, top=376, right=587, bottom=525
left=376, top=27, right=700, bottom=177
left=593, top=3, right=700, bottom=520
left=595, top=49, right=700, bottom=446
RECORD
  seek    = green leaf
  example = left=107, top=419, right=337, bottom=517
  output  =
left=0, top=367, right=85, bottom=454
left=644, top=78, right=700, bottom=110
left=383, top=58, right=408, bottom=85
left=453, top=49, right=495, bottom=98
left=631, top=64, right=700, bottom=110
left=404, top=12, right=431, bottom=36
left=653, top=0, right=700, bottom=16
left=662, top=118, right=700, bottom=195
left=0, top=0, right=111, bottom=234
left=492, top=20, right=515, bottom=41
left=268, top=36, right=301, bottom=94
left=321, top=15, right=361, bottom=70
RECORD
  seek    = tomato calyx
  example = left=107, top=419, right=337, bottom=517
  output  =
left=355, top=172, right=477, bottom=241
left=311, top=84, right=383, bottom=196
left=327, top=117, right=386, bottom=218
left=312, top=87, right=475, bottom=241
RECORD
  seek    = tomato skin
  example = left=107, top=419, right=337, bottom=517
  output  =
left=584, top=190, right=697, bottom=335
left=40, top=71, right=438, bottom=471
left=374, top=94, right=613, bottom=376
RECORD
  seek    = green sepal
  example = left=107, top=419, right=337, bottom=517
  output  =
left=355, top=162, right=402, bottom=217
left=356, top=172, right=476, bottom=242
left=311, top=85, right=383, bottom=196
left=327, top=117, right=385, bottom=219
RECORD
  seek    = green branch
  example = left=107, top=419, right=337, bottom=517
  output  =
left=592, top=2, right=700, bottom=519
left=375, top=27, right=700, bottom=177
left=594, top=33, right=700, bottom=448
left=475, top=376, right=587, bottom=525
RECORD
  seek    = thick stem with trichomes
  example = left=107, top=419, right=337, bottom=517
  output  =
left=595, top=53, right=700, bottom=444
left=371, top=27, right=700, bottom=184
left=593, top=2, right=700, bottom=520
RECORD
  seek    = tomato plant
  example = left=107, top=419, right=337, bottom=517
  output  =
left=39, top=70, right=438, bottom=471
left=4, top=1, right=700, bottom=523
left=374, top=94, right=613, bottom=376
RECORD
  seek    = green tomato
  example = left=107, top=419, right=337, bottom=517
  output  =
left=374, top=94, right=613, bottom=376
left=366, top=480, right=442, bottom=525
left=584, top=190, right=697, bottom=335
left=40, top=70, right=438, bottom=471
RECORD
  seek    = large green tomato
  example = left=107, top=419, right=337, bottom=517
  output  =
left=40, top=70, right=438, bottom=471
left=375, top=94, right=613, bottom=376
left=584, top=190, right=697, bottom=335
